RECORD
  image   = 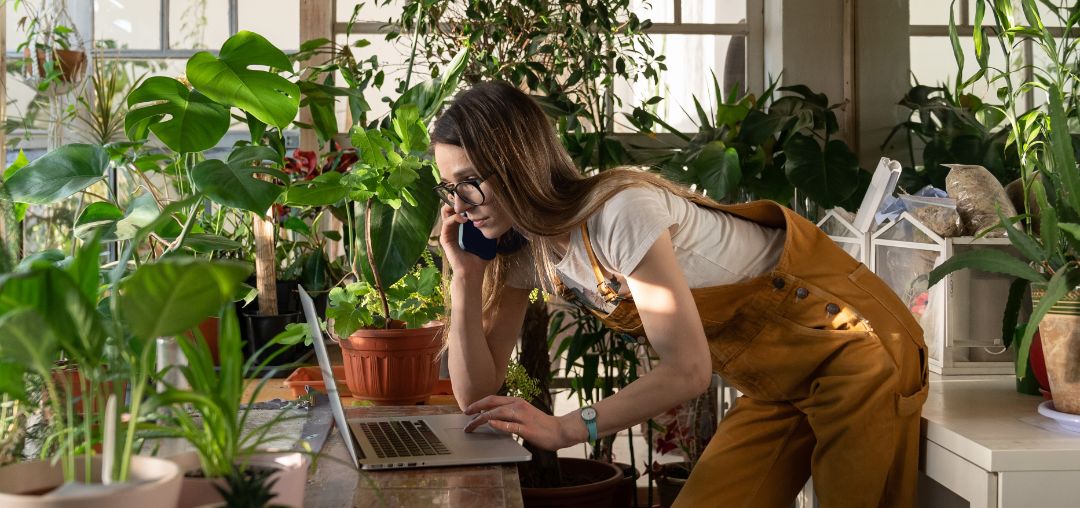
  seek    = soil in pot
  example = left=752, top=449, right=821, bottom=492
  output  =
left=520, top=457, right=623, bottom=508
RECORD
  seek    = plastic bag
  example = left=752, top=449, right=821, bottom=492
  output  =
left=943, top=164, right=1017, bottom=237
left=901, top=194, right=963, bottom=237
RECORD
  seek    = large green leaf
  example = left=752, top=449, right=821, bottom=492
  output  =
left=1047, top=84, right=1080, bottom=213
left=186, top=31, right=299, bottom=129
left=395, top=49, right=469, bottom=122
left=4, top=144, right=110, bottom=204
left=688, top=142, right=741, bottom=200
left=0, top=268, right=108, bottom=367
left=1018, top=267, right=1079, bottom=378
left=125, top=76, right=231, bottom=153
left=0, top=359, right=26, bottom=400
left=928, top=248, right=1045, bottom=287
left=120, top=258, right=251, bottom=340
left=0, top=308, right=56, bottom=377
left=74, top=202, right=124, bottom=240
left=356, top=169, right=440, bottom=289
left=783, top=134, right=860, bottom=209
left=192, top=149, right=287, bottom=214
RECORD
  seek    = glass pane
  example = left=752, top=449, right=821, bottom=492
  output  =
left=5, top=2, right=28, bottom=52
left=333, top=33, right=427, bottom=126
left=873, top=243, right=942, bottom=358
left=95, top=0, right=161, bottom=50
left=910, top=0, right=960, bottom=25
left=820, top=215, right=857, bottom=237
left=337, top=0, right=405, bottom=23
left=909, top=35, right=1013, bottom=101
left=169, top=0, right=230, bottom=50
left=239, top=0, right=299, bottom=50
left=616, top=34, right=738, bottom=133
left=683, top=0, right=746, bottom=24
left=631, top=0, right=674, bottom=23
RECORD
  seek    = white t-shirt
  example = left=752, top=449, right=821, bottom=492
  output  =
left=509, top=186, right=785, bottom=313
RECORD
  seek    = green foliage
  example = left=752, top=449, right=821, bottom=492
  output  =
left=883, top=84, right=1017, bottom=191
left=125, top=77, right=231, bottom=153
left=4, top=144, right=110, bottom=204
left=191, top=146, right=288, bottom=214
left=633, top=78, right=867, bottom=209
left=398, top=0, right=664, bottom=171
left=327, top=250, right=444, bottom=337
left=928, top=0, right=1080, bottom=379
left=214, top=465, right=280, bottom=508
left=503, top=361, right=542, bottom=402
left=186, top=31, right=300, bottom=129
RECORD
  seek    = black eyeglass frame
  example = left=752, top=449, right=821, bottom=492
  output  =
left=433, top=176, right=486, bottom=207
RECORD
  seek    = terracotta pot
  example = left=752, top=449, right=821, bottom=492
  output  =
left=283, top=365, right=350, bottom=398
left=170, top=451, right=308, bottom=508
left=23, top=48, right=86, bottom=83
left=49, top=365, right=126, bottom=417
left=655, top=462, right=691, bottom=508
left=1032, top=285, right=1080, bottom=414
left=521, top=457, right=623, bottom=508
left=0, top=455, right=181, bottom=507
left=337, top=322, right=444, bottom=405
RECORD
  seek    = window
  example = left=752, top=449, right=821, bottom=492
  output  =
left=908, top=0, right=1071, bottom=109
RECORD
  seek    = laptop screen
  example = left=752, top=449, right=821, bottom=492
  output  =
left=298, top=285, right=361, bottom=468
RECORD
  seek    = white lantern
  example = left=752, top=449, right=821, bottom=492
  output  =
left=871, top=212, right=1017, bottom=375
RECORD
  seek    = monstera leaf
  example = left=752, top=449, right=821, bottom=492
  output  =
left=688, top=141, right=741, bottom=201
left=783, top=133, right=860, bottom=209
left=192, top=146, right=287, bottom=214
left=125, top=76, right=231, bottom=153
left=4, top=144, right=110, bottom=204
left=186, top=31, right=300, bottom=129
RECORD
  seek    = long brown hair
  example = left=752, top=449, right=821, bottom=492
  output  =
left=431, top=81, right=727, bottom=313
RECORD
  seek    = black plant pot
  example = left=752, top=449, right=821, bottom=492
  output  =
left=236, top=280, right=310, bottom=376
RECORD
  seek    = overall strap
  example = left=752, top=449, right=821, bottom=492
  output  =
left=579, top=223, right=624, bottom=303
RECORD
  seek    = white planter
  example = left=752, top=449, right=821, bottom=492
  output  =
left=170, top=451, right=308, bottom=508
left=0, top=455, right=182, bottom=508
left=871, top=212, right=1019, bottom=375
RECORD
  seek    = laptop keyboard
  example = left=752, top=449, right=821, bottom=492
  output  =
left=358, top=420, right=451, bottom=458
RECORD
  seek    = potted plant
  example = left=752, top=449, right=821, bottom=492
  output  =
left=148, top=307, right=309, bottom=508
left=13, top=0, right=87, bottom=88
left=316, top=50, right=467, bottom=405
left=928, top=0, right=1080, bottom=416
left=0, top=227, right=249, bottom=505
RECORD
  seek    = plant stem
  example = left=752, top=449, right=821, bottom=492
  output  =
left=364, top=199, right=391, bottom=327
left=118, top=344, right=150, bottom=482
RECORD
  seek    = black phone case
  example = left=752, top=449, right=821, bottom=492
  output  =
left=458, top=220, right=498, bottom=260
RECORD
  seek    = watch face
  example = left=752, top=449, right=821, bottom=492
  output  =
left=581, top=407, right=597, bottom=420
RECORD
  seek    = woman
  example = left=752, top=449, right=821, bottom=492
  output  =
left=434, top=81, right=927, bottom=507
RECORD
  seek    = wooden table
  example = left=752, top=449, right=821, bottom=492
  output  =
left=305, top=404, right=524, bottom=507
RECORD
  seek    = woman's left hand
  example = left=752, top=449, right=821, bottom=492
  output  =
left=463, top=395, right=568, bottom=450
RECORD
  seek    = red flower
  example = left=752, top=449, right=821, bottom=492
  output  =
left=284, top=149, right=319, bottom=180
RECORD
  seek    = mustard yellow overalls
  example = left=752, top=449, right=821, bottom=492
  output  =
left=559, top=200, right=928, bottom=507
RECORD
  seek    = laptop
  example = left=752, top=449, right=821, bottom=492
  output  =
left=298, top=285, right=532, bottom=470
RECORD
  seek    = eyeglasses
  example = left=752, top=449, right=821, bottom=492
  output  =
left=433, top=177, right=486, bottom=207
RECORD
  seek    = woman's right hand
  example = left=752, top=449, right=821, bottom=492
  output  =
left=439, top=204, right=491, bottom=279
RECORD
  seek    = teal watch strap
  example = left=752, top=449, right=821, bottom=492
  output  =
left=580, top=406, right=598, bottom=442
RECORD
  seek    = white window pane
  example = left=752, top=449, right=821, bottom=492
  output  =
left=169, top=0, right=230, bottom=50
left=337, top=0, right=405, bottom=23
left=909, top=36, right=1013, bottom=101
left=94, top=0, right=161, bottom=50
left=631, top=0, right=674, bottom=23
left=6, top=2, right=29, bottom=52
left=334, top=33, right=428, bottom=126
left=683, top=0, right=747, bottom=24
left=911, top=0, right=960, bottom=25
left=239, top=0, right=299, bottom=50
left=616, top=34, right=739, bottom=133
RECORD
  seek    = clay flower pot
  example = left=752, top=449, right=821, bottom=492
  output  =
left=337, top=321, right=444, bottom=405
left=1032, top=285, right=1080, bottom=414
left=170, top=451, right=308, bottom=508
left=0, top=455, right=182, bottom=507
left=23, top=48, right=86, bottom=83
left=521, top=458, right=623, bottom=508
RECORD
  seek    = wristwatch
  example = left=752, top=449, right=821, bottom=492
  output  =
left=580, top=406, right=598, bottom=443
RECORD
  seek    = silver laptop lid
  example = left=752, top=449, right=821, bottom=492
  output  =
left=298, top=285, right=361, bottom=468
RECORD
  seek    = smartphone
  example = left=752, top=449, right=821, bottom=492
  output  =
left=458, top=219, right=498, bottom=260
